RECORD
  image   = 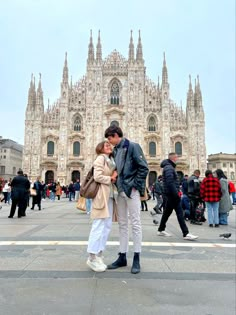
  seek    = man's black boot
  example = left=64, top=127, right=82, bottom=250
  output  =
left=107, top=253, right=127, bottom=269
left=131, top=252, right=140, bottom=274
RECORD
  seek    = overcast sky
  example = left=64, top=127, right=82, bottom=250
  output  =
left=0, top=0, right=235, bottom=155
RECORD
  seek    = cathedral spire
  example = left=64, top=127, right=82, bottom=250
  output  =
left=62, top=52, right=69, bottom=84
left=187, top=75, right=194, bottom=109
left=136, top=30, right=143, bottom=63
left=87, top=30, right=94, bottom=64
left=161, top=52, right=169, bottom=90
left=96, top=30, right=102, bottom=63
left=128, top=30, right=134, bottom=62
left=27, top=73, right=36, bottom=108
left=36, top=73, right=44, bottom=110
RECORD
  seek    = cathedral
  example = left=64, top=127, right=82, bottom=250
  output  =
left=22, top=30, right=206, bottom=185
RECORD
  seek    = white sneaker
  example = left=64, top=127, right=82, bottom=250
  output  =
left=184, top=233, right=199, bottom=240
left=157, top=231, right=172, bottom=237
left=96, top=256, right=107, bottom=269
left=86, top=257, right=106, bottom=272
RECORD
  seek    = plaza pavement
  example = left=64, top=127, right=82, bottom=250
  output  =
left=0, top=197, right=235, bottom=315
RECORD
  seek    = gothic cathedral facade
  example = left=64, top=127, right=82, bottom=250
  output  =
left=23, top=31, right=206, bottom=185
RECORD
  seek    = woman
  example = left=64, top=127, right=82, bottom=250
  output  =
left=56, top=182, right=62, bottom=200
left=87, top=141, right=117, bottom=272
left=215, top=169, right=232, bottom=225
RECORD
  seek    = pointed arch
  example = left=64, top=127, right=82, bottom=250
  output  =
left=148, top=116, right=157, bottom=132
left=108, top=78, right=122, bottom=105
left=73, top=115, right=82, bottom=131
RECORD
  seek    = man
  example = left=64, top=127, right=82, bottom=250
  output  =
left=8, top=170, right=30, bottom=218
left=105, top=126, right=149, bottom=274
left=200, top=170, right=222, bottom=227
left=74, top=179, right=81, bottom=201
left=157, top=153, right=198, bottom=240
left=187, top=170, right=203, bottom=225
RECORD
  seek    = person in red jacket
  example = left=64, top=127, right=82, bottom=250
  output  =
left=200, top=170, right=222, bottom=227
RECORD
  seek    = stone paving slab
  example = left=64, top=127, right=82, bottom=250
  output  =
left=0, top=278, right=235, bottom=315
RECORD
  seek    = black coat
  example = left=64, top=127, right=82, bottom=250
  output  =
left=114, top=138, right=149, bottom=198
left=11, top=175, right=30, bottom=201
left=160, top=159, right=179, bottom=199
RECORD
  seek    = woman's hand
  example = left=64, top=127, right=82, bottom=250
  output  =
left=111, top=170, right=118, bottom=183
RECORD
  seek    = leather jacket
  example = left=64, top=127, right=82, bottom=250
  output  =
left=114, top=138, right=149, bottom=198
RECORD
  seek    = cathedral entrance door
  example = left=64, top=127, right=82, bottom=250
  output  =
left=71, top=171, right=80, bottom=183
left=45, top=170, right=54, bottom=184
left=148, top=171, right=157, bottom=187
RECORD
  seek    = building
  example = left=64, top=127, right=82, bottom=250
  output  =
left=0, top=136, right=23, bottom=179
left=208, top=153, right=236, bottom=184
left=22, top=31, right=206, bottom=185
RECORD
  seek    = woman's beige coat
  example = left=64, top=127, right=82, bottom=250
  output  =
left=91, top=154, right=116, bottom=220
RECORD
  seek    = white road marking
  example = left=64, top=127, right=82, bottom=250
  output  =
left=0, top=241, right=235, bottom=248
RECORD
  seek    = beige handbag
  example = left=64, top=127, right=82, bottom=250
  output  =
left=76, top=196, right=86, bottom=211
left=30, top=188, right=37, bottom=196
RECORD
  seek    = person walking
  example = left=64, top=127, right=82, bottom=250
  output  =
left=86, top=141, right=117, bottom=272
left=8, top=170, right=30, bottom=218
left=74, top=179, right=81, bottom=202
left=31, top=177, right=43, bottom=210
left=215, top=169, right=232, bottom=225
left=200, top=170, right=222, bottom=227
left=157, top=153, right=198, bottom=240
left=105, top=126, right=149, bottom=274
left=56, top=182, right=62, bottom=200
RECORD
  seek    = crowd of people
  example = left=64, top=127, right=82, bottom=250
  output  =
left=0, top=125, right=235, bottom=275
left=0, top=175, right=82, bottom=216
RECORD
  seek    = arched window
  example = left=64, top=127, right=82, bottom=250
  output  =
left=148, top=117, right=156, bottom=131
left=110, top=81, right=120, bottom=105
left=74, top=116, right=82, bottom=131
left=110, top=120, right=119, bottom=127
left=175, top=142, right=182, bottom=156
left=149, top=142, right=156, bottom=157
left=73, top=141, right=80, bottom=156
left=47, top=141, right=54, bottom=156
left=231, top=172, right=235, bottom=180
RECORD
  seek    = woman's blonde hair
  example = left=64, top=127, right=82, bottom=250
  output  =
left=95, top=141, right=110, bottom=155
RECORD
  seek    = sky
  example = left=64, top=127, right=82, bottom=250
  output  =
left=0, top=0, right=235, bottom=155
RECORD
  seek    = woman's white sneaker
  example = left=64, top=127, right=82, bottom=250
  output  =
left=96, top=256, right=107, bottom=269
left=86, top=257, right=106, bottom=272
left=157, top=231, right=172, bottom=237
left=184, top=233, right=199, bottom=240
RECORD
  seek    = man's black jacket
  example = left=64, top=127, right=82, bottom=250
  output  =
left=114, top=138, right=149, bottom=198
left=160, top=159, right=179, bottom=198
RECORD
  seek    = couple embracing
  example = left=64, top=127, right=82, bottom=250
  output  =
left=86, top=125, right=148, bottom=274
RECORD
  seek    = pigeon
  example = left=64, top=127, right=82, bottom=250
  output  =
left=219, top=233, right=231, bottom=239
left=153, top=219, right=159, bottom=225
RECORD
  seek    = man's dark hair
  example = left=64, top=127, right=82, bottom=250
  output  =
left=17, top=170, right=23, bottom=175
left=104, top=126, right=123, bottom=138
left=205, top=170, right=212, bottom=177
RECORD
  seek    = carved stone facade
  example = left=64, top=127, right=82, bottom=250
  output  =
left=22, top=31, right=206, bottom=185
